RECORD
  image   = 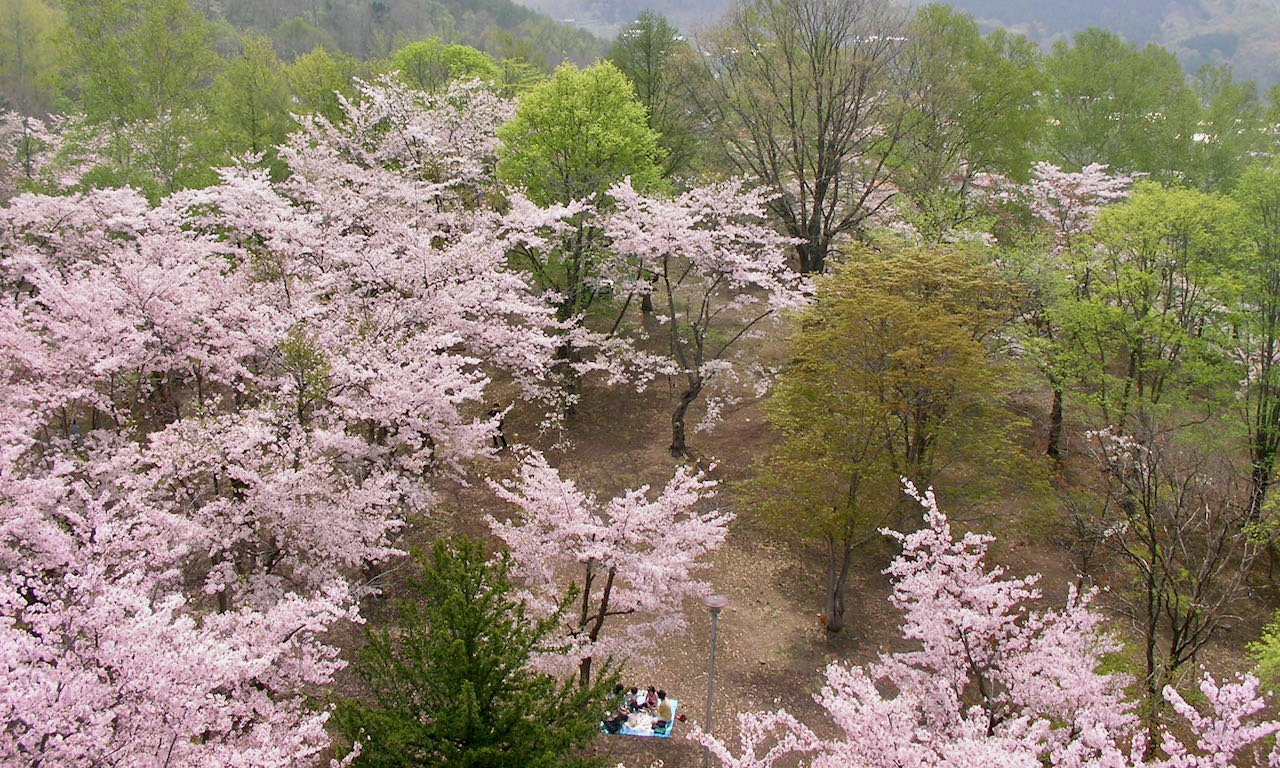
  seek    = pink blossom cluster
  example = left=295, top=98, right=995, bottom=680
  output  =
left=1028, top=162, right=1137, bottom=255
left=0, top=79, right=558, bottom=766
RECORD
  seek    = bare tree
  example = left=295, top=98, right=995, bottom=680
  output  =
left=687, top=0, right=907, bottom=273
left=1084, top=425, right=1271, bottom=745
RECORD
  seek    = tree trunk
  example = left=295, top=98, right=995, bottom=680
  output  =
left=555, top=340, right=580, bottom=415
left=822, top=535, right=855, bottom=633
left=1250, top=458, right=1274, bottom=522
left=1249, top=388, right=1277, bottom=520
left=1047, top=383, right=1064, bottom=460
left=823, top=565, right=845, bottom=633
left=670, top=380, right=703, bottom=456
left=578, top=564, right=618, bottom=688
left=795, top=240, right=825, bottom=275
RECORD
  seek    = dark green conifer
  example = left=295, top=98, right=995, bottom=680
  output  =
left=335, top=537, right=616, bottom=768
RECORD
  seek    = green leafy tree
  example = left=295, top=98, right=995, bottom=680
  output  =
left=1234, top=163, right=1280, bottom=520
left=1250, top=599, right=1280, bottom=694
left=57, top=0, right=222, bottom=194
left=392, top=39, right=500, bottom=92
left=1042, top=181, right=1261, bottom=734
left=272, top=15, right=340, bottom=61
left=493, top=55, right=545, bottom=96
left=1043, top=29, right=1198, bottom=177
left=607, top=11, right=703, bottom=179
left=212, top=32, right=293, bottom=171
left=0, top=0, right=61, bottom=116
left=1055, top=182, right=1246, bottom=430
left=488, top=27, right=548, bottom=74
left=1184, top=64, right=1264, bottom=191
left=1267, top=81, right=1280, bottom=157
left=0, top=0, right=61, bottom=187
left=285, top=45, right=360, bottom=125
left=61, top=0, right=218, bottom=122
left=335, top=537, right=616, bottom=768
left=498, top=59, right=664, bottom=361
left=894, top=4, right=1042, bottom=241
left=497, top=61, right=664, bottom=207
left=687, top=0, right=908, bottom=273
left=751, top=245, right=1030, bottom=632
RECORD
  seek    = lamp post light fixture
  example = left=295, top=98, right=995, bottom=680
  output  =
left=703, top=594, right=729, bottom=768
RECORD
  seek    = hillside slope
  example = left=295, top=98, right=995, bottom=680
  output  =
left=215, top=0, right=603, bottom=65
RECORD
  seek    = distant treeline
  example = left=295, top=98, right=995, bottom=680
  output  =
left=210, top=0, right=602, bottom=64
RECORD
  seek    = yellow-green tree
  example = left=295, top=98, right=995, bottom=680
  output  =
left=392, top=39, right=499, bottom=92
left=0, top=0, right=61, bottom=117
left=752, top=245, right=1028, bottom=632
left=1054, top=182, right=1246, bottom=429
left=498, top=61, right=664, bottom=332
left=285, top=46, right=360, bottom=125
left=0, top=0, right=61, bottom=189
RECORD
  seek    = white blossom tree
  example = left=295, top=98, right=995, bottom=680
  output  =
left=605, top=177, right=807, bottom=454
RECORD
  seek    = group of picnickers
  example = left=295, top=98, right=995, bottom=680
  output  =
left=601, top=684, right=681, bottom=735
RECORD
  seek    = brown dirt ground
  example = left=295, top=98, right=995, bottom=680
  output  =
left=363, top=349, right=1280, bottom=768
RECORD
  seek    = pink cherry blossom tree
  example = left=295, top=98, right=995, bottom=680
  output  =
left=0, top=111, right=58, bottom=199
left=2, top=557, right=357, bottom=768
left=0, top=76, right=562, bottom=766
left=487, top=451, right=731, bottom=686
left=1027, top=162, right=1137, bottom=257
left=605, top=178, right=808, bottom=455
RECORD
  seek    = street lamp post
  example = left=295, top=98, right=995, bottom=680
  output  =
left=703, top=594, right=728, bottom=768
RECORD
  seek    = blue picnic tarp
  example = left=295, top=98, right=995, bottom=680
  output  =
left=601, top=699, right=679, bottom=738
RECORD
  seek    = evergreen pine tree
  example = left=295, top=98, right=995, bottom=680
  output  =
left=335, top=538, right=617, bottom=768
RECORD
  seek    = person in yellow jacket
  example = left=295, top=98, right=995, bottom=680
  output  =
left=656, top=690, right=674, bottom=726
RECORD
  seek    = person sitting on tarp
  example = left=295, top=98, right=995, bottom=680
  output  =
left=603, top=705, right=629, bottom=734
left=643, top=686, right=659, bottom=709
left=655, top=690, right=675, bottom=729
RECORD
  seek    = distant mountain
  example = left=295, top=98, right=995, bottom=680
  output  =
left=507, top=0, right=724, bottom=37
left=908, top=0, right=1168, bottom=44
left=912, top=0, right=1280, bottom=89
left=513, top=0, right=1280, bottom=90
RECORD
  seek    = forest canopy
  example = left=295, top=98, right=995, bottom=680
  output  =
left=8, top=0, right=1280, bottom=767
